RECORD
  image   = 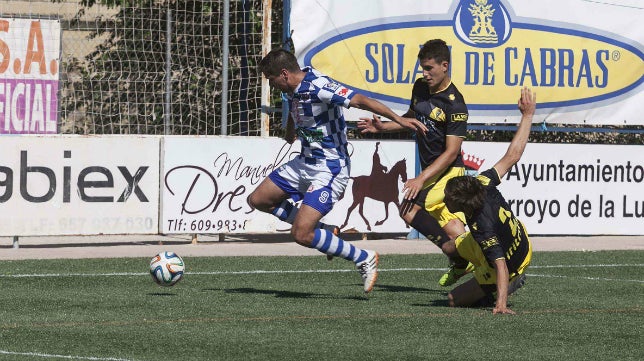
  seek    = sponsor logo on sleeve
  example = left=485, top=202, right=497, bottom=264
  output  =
left=323, top=82, right=341, bottom=91
left=452, top=113, right=469, bottom=122
left=480, top=237, right=500, bottom=250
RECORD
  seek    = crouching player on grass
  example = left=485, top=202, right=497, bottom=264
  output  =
left=443, top=87, right=536, bottom=314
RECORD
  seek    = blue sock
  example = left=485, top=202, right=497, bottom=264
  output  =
left=271, top=200, right=298, bottom=224
left=311, top=229, right=367, bottom=263
left=271, top=201, right=336, bottom=231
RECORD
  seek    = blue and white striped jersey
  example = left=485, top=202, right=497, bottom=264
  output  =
left=287, top=67, right=354, bottom=161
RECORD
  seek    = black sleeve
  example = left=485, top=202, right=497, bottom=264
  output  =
left=477, top=168, right=502, bottom=188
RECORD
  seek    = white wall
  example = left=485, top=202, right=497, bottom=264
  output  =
left=1, top=135, right=641, bottom=236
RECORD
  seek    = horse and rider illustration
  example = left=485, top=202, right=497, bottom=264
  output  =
left=340, top=142, right=408, bottom=231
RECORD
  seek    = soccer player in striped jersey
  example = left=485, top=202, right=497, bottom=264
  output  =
left=249, top=49, right=426, bottom=294
left=444, top=87, right=536, bottom=314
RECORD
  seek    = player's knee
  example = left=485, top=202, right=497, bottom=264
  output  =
left=448, top=292, right=470, bottom=308
left=444, top=219, right=466, bottom=240
left=447, top=292, right=457, bottom=307
left=290, top=225, right=313, bottom=246
left=247, top=191, right=261, bottom=209
left=247, top=191, right=270, bottom=212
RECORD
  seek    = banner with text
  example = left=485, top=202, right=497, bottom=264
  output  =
left=290, top=0, right=644, bottom=125
left=161, top=137, right=415, bottom=234
left=462, top=142, right=643, bottom=235
left=2, top=136, right=639, bottom=236
left=0, top=18, right=61, bottom=134
left=163, top=137, right=642, bottom=235
left=0, top=136, right=160, bottom=236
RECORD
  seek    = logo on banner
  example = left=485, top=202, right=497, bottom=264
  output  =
left=340, top=142, right=408, bottom=231
left=454, top=0, right=511, bottom=47
left=302, top=0, right=643, bottom=112
left=0, top=150, right=149, bottom=203
left=462, top=150, right=485, bottom=172
left=0, top=18, right=61, bottom=134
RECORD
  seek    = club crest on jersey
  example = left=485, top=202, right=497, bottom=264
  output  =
left=430, top=107, right=446, bottom=122
left=323, top=82, right=341, bottom=91
left=307, top=184, right=315, bottom=193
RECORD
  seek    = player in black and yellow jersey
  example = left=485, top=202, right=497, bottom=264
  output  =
left=358, top=39, right=471, bottom=285
left=443, top=87, right=536, bottom=314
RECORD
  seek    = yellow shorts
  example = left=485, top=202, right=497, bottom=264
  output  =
left=454, top=231, right=532, bottom=286
left=418, top=166, right=466, bottom=227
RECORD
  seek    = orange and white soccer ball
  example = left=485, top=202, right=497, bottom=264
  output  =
left=149, top=252, right=185, bottom=286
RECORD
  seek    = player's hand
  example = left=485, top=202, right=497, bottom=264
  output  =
left=402, top=176, right=424, bottom=201
left=396, top=116, right=428, bottom=133
left=492, top=306, right=516, bottom=315
left=518, top=87, right=536, bottom=117
left=357, top=114, right=385, bottom=133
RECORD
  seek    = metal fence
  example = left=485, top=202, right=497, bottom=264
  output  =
left=2, top=0, right=283, bottom=136
left=2, top=1, right=640, bottom=143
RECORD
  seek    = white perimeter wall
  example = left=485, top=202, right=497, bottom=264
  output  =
left=0, top=135, right=641, bottom=236
left=0, top=135, right=160, bottom=235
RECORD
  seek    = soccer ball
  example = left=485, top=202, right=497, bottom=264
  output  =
left=149, top=251, right=185, bottom=287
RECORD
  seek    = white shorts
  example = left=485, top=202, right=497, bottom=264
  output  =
left=268, top=156, right=350, bottom=215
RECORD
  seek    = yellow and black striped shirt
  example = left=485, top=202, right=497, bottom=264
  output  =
left=469, top=168, right=530, bottom=272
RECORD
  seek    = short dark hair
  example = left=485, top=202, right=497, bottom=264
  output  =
left=417, top=39, right=451, bottom=63
left=258, top=49, right=301, bottom=77
left=444, top=176, right=486, bottom=217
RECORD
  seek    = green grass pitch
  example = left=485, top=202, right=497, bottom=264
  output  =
left=0, top=250, right=642, bottom=361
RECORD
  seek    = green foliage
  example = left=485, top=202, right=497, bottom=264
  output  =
left=57, top=0, right=281, bottom=135
left=346, top=124, right=643, bottom=144
left=467, top=124, right=643, bottom=144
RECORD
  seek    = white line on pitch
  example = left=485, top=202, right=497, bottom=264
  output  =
left=0, top=349, right=136, bottom=361
left=526, top=273, right=644, bottom=284
left=529, top=264, right=644, bottom=269
left=0, top=264, right=642, bottom=278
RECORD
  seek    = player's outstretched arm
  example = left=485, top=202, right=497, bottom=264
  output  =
left=492, top=258, right=515, bottom=315
left=350, top=93, right=428, bottom=133
left=492, top=87, right=537, bottom=179
left=357, top=114, right=406, bottom=134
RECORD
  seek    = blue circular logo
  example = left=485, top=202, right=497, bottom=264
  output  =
left=453, top=0, right=512, bottom=48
